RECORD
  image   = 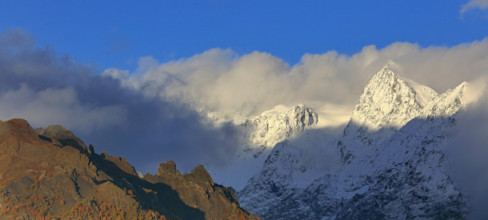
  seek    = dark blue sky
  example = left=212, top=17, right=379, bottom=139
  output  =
left=1, top=0, right=487, bottom=72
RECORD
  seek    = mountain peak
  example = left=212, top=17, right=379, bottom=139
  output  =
left=369, top=64, right=402, bottom=89
left=245, top=104, right=318, bottom=150
left=35, top=124, right=89, bottom=154
left=340, top=64, right=469, bottom=163
left=346, top=65, right=423, bottom=137
left=382, top=60, right=403, bottom=72
left=0, top=118, right=39, bottom=141
left=420, top=81, right=467, bottom=118
left=157, top=160, right=179, bottom=176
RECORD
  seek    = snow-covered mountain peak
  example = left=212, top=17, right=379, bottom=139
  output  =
left=420, top=81, right=467, bottom=118
left=209, top=104, right=320, bottom=191
left=343, top=66, right=426, bottom=146
left=340, top=65, right=470, bottom=163
left=353, top=66, right=422, bottom=126
left=244, top=104, right=318, bottom=150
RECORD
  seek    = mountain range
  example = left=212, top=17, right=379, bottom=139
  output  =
left=235, top=65, right=474, bottom=219
left=0, top=63, right=480, bottom=219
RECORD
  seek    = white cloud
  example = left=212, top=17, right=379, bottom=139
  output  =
left=461, top=0, right=488, bottom=14
left=102, top=67, right=129, bottom=80
left=104, top=39, right=488, bottom=127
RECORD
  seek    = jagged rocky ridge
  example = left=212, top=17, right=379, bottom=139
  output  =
left=238, top=65, right=470, bottom=219
left=0, top=120, right=257, bottom=219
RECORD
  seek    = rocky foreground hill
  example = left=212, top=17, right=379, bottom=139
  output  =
left=0, top=119, right=257, bottom=219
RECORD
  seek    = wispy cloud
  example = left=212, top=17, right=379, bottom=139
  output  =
left=461, top=0, right=488, bottom=14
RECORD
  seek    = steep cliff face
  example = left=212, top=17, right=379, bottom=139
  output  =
left=0, top=119, right=256, bottom=220
left=238, top=65, right=470, bottom=219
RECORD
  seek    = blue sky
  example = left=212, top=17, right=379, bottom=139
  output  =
left=1, top=0, right=487, bottom=72
left=1, top=0, right=488, bottom=176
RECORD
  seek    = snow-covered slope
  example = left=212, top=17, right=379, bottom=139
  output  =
left=243, top=104, right=318, bottom=156
left=238, top=128, right=338, bottom=216
left=208, top=104, right=320, bottom=190
left=238, top=65, right=471, bottom=219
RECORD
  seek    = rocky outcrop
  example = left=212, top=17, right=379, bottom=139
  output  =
left=35, top=124, right=90, bottom=154
left=0, top=119, right=257, bottom=219
left=144, top=161, right=253, bottom=220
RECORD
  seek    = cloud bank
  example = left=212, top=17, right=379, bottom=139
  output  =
left=105, top=39, right=488, bottom=125
left=1, top=29, right=488, bottom=181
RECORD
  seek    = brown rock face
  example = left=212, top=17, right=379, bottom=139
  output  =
left=144, top=162, right=253, bottom=220
left=0, top=119, right=257, bottom=220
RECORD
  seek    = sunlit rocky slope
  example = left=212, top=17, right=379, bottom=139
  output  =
left=0, top=119, right=257, bottom=220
